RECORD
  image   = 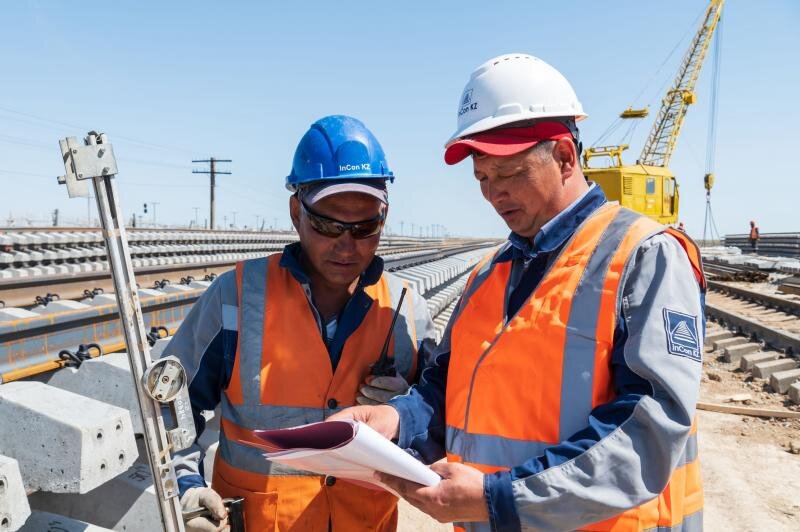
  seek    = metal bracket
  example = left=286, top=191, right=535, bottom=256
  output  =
left=142, top=356, right=197, bottom=452
left=57, top=133, right=118, bottom=198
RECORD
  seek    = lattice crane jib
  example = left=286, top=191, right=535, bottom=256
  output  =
left=639, top=0, right=725, bottom=167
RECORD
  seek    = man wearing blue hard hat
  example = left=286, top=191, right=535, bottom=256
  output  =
left=164, top=115, right=435, bottom=531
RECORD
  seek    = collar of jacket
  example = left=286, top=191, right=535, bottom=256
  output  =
left=496, top=183, right=607, bottom=264
left=279, top=241, right=385, bottom=289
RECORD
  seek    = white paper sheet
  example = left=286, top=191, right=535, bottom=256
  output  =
left=243, top=420, right=440, bottom=490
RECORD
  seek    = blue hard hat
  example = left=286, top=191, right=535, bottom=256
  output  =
left=286, top=115, right=394, bottom=191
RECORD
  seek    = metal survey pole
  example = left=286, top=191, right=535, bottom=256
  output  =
left=57, top=132, right=192, bottom=532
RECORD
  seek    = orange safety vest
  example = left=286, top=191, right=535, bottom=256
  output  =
left=212, top=253, right=419, bottom=531
left=446, top=204, right=705, bottom=531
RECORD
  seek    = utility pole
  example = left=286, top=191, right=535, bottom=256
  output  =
left=52, top=209, right=59, bottom=227
left=192, top=207, right=200, bottom=228
left=232, top=211, right=238, bottom=228
left=151, top=202, right=160, bottom=227
left=192, top=157, right=231, bottom=230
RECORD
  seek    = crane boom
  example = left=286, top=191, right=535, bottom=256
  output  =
left=639, top=0, right=724, bottom=167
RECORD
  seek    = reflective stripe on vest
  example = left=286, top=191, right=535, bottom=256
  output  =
left=445, top=204, right=704, bottom=531
left=211, top=253, right=415, bottom=531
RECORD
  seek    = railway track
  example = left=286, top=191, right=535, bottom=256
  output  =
left=704, top=278, right=800, bottom=406
left=706, top=282, right=800, bottom=355
left=0, top=227, right=485, bottom=308
left=0, top=242, right=497, bottom=383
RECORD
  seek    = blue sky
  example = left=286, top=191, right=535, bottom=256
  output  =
left=0, top=1, right=797, bottom=239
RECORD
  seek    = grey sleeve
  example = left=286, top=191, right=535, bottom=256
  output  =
left=410, top=285, right=437, bottom=346
left=162, top=270, right=238, bottom=382
left=163, top=271, right=238, bottom=494
left=511, top=233, right=703, bottom=530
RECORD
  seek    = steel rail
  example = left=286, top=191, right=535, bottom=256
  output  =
left=705, top=302, right=800, bottom=355
left=707, top=280, right=800, bottom=317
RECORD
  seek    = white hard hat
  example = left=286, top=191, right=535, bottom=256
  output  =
left=446, top=53, right=587, bottom=145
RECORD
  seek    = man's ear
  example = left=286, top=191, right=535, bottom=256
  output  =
left=553, top=138, right=577, bottom=178
left=289, top=195, right=301, bottom=230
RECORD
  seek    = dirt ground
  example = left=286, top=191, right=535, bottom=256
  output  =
left=397, top=334, right=800, bottom=531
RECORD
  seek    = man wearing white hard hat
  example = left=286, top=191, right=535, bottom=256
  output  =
left=331, top=54, right=707, bottom=531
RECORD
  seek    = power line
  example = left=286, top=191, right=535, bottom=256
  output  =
left=0, top=105, right=197, bottom=154
left=0, top=133, right=192, bottom=170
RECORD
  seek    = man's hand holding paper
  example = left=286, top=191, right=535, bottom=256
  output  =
left=327, top=404, right=400, bottom=440
left=238, top=418, right=438, bottom=493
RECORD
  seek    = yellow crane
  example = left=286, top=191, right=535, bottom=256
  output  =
left=583, top=0, right=724, bottom=224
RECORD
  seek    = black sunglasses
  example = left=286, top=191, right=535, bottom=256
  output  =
left=300, top=201, right=385, bottom=239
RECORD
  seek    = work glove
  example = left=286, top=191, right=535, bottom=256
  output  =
left=181, top=486, right=229, bottom=532
left=357, top=374, right=410, bottom=405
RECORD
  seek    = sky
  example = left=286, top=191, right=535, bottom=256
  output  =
left=0, top=0, right=797, bottom=239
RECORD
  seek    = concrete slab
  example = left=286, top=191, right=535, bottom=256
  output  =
left=19, top=510, right=113, bottom=531
left=712, top=336, right=750, bottom=352
left=740, top=351, right=780, bottom=371
left=0, top=381, right=137, bottom=494
left=27, top=439, right=159, bottom=531
left=28, top=300, right=91, bottom=315
left=0, top=455, right=31, bottom=532
left=137, top=288, right=164, bottom=298
left=769, top=368, right=800, bottom=394
left=752, top=358, right=798, bottom=379
left=704, top=330, right=732, bottom=348
left=0, top=308, right=39, bottom=322
left=46, top=354, right=144, bottom=434
left=723, top=342, right=762, bottom=364
left=85, top=294, right=117, bottom=307
left=160, top=284, right=193, bottom=294
left=789, top=382, right=800, bottom=405
left=148, top=337, right=172, bottom=359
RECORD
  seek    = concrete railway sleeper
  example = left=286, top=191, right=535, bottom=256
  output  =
left=704, top=322, right=800, bottom=406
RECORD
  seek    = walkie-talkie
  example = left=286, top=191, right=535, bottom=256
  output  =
left=370, top=287, right=408, bottom=377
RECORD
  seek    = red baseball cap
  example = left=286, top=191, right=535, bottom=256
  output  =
left=444, top=121, right=574, bottom=165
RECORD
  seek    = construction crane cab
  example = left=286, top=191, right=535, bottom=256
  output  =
left=583, top=147, right=679, bottom=224
left=582, top=0, right=723, bottom=225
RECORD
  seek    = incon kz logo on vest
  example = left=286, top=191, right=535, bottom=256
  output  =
left=663, top=309, right=700, bottom=362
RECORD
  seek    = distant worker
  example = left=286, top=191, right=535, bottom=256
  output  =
left=749, top=220, right=759, bottom=252
left=332, top=54, right=707, bottom=531
left=678, top=221, right=686, bottom=232
left=165, top=115, right=435, bottom=531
